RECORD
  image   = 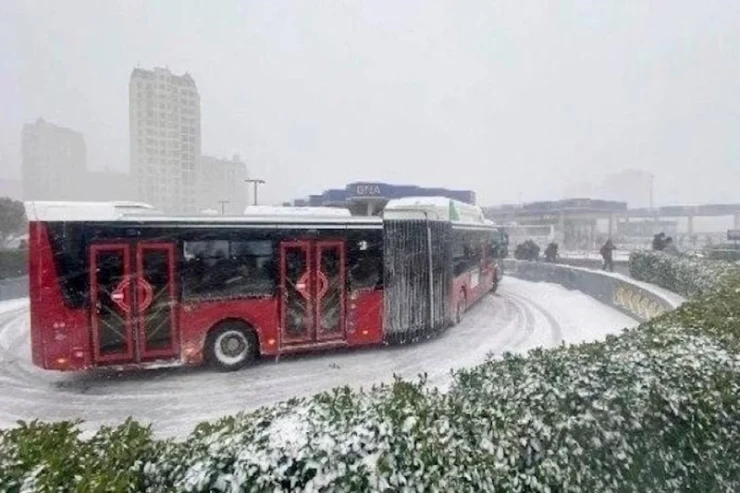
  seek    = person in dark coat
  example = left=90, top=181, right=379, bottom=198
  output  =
left=544, top=242, right=559, bottom=263
left=600, top=239, right=616, bottom=272
left=652, top=232, right=666, bottom=251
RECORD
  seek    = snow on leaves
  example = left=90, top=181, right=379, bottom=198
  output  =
left=630, top=250, right=740, bottom=299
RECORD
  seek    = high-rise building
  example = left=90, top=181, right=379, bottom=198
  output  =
left=196, top=155, right=248, bottom=214
left=129, top=67, right=201, bottom=213
left=21, top=118, right=87, bottom=200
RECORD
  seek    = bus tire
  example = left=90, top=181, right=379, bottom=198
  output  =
left=206, top=322, right=257, bottom=372
left=455, top=290, right=467, bottom=325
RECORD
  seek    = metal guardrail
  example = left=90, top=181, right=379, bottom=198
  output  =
left=503, top=260, right=678, bottom=322
left=0, top=276, right=28, bottom=301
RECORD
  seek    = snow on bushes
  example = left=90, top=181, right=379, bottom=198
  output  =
left=451, top=324, right=740, bottom=492
left=3, top=257, right=740, bottom=491
left=5, top=314, right=740, bottom=492
left=629, top=250, right=740, bottom=298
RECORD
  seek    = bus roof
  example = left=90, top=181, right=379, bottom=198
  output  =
left=24, top=201, right=158, bottom=222
left=383, top=196, right=491, bottom=226
left=24, top=201, right=381, bottom=227
left=243, top=205, right=351, bottom=217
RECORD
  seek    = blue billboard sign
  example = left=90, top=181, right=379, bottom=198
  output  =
left=347, top=182, right=393, bottom=198
left=296, top=182, right=477, bottom=207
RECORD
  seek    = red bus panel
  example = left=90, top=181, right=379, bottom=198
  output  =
left=28, top=222, right=89, bottom=370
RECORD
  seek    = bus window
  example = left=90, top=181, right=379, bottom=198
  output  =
left=47, top=222, right=87, bottom=308
left=452, top=232, right=466, bottom=276
left=348, top=238, right=383, bottom=290
left=470, top=233, right=483, bottom=267
left=182, top=239, right=276, bottom=299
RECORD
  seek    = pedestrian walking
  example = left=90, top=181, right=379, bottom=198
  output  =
left=600, top=239, right=616, bottom=272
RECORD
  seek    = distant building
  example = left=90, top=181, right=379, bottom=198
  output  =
left=196, top=155, right=248, bottom=214
left=618, top=219, right=677, bottom=238
left=129, top=67, right=201, bottom=213
left=293, top=182, right=476, bottom=216
left=484, top=198, right=628, bottom=250
left=22, top=118, right=87, bottom=200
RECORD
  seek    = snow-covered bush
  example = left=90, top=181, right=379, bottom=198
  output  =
left=0, top=418, right=163, bottom=492
left=3, top=271, right=740, bottom=491
left=629, top=250, right=740, bottom=298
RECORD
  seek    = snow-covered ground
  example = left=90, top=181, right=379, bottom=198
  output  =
left=0, top=278, right=637, bottom=438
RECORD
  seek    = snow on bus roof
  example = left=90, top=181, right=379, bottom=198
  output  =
left=23, top=201, right=379, bottom=226
left=24, top=201, right=158, bottom=222
left=383, top=196, right=489, bottom=225
left=243, top=205, right=351, bottom=217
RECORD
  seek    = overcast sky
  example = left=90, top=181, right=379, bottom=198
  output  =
left=1, top=1, right=739, bottom=206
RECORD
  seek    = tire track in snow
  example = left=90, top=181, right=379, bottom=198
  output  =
left=503, top=291, right=563, bottom=348
left=0, top=279, right=632, bottom=437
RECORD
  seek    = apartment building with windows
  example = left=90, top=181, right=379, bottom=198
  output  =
left=129, top=67, right=201, bottom=213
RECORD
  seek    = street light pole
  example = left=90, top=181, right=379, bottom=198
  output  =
left=217, top=200, right=229, bottom=215
left=245, top=179, right=266, bottom=206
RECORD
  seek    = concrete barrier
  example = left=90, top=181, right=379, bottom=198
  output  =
left=503, top=259, right=683, bottom=322
left=0, top=276, right=28, bottom=302
left=554, top=257, right=630, bottom=276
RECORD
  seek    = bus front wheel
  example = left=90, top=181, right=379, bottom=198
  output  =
left=206, top=322, right=257, bottom=372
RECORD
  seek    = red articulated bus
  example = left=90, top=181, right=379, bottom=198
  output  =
left=25, top=198, right=502, bottom=372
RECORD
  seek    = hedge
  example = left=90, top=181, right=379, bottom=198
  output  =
left=704, top=247, right=740, bottom=262
left=3, top=257, right=740, bottom=491
left=629, top=250, right=740, bottom=298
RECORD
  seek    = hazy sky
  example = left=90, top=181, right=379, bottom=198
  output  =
left=1, top=1, right=739, bottom=206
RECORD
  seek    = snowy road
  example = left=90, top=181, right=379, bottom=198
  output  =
left=0, top=278, right=637, bottom=438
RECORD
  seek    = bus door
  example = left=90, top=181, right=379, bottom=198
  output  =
left=279, top=240, right=346, bottom=347
left=90, top=244, right=134, bottom=363
left=135, top=243, right=178, bottom=361
left=90, top=242, right=178, bottom=365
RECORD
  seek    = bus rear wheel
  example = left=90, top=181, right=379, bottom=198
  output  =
left=206, top=323, right=257, bottom=372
